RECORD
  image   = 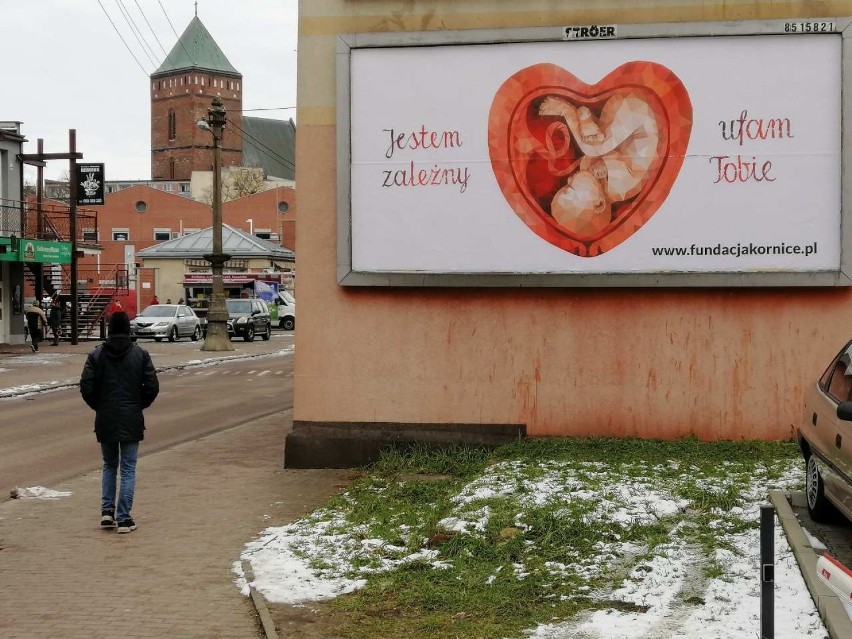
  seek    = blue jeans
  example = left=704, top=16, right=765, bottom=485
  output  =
left=101, top=441, right=139, bottom=522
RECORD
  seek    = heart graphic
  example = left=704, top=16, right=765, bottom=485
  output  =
left=488, top=62, right=692, bottom=257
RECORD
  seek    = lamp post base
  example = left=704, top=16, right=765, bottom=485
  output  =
left=201, top=317, right=233, bottom=351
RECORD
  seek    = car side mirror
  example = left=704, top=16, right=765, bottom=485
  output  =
left=838, top=401, right=852, bottom=421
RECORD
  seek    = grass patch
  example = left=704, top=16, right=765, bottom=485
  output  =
left=273, top=438, right=803, bottom=639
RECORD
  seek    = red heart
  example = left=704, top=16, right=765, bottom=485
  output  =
left=488, top=62, right=692, bottom=257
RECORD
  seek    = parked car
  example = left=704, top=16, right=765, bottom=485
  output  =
left=274, top=290, right=296, bottom=331
left=130, top=304, right=203, bottom=342
left=226, top=298, right=271, bottom=342
left=799, top=339, right=852, bottom=522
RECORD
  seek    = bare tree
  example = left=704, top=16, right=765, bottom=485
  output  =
left=200, top=167, right=266, bottom=205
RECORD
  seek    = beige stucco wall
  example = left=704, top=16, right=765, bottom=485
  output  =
left=295, top=0, right=852, bottom=440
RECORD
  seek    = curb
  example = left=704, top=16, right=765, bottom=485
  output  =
left=770, top=489, right=852, bottom=639
left=241, top=559, right=279, bottom=639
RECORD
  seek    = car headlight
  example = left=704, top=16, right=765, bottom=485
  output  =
left=236, top=317, right=248, bottom=324
left=154, top=321, right=168, bottom=327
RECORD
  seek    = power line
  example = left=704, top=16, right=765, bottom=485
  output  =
left=229, top=120, right=295, bottom=171
left=115, top=0, right=159, bottom=68
left=134, top=0, right=174, bottom=66
left=158, top=0, right=195, bottom=66
left=97, top=0, right=150, bottom=76
left=241, top=107, right=297, bottom=112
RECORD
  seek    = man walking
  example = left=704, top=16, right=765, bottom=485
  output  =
left=24, top=300, right=48, bottom=352
left=80, top=312, right=159, bottom=533
left=48, top=299, right=62, bottom=345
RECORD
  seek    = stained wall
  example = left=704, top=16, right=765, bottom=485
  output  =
left=294, top=0, right=852, bottom=440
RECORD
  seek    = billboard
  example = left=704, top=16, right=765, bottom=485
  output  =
left=339, top=19, right=852, bottom=287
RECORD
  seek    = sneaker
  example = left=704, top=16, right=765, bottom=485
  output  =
left=100, top=511, right=116, bottom=528
left=30, top=344, right=35, bottom=353
left=116, top=519, right=137, bottom=534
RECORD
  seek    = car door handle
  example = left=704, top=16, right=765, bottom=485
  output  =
left=813, top=412, right=818, bottom=426
left=837, top=434, right=843, bottom=449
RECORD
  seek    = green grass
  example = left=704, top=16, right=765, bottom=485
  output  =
left=294, top=438, right=802, bottom=639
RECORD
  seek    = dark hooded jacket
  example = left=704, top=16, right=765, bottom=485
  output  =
left=79, top=334, right=159, bottom=442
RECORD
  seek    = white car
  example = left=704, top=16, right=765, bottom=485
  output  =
left=130, top=304, right=202, bottom=342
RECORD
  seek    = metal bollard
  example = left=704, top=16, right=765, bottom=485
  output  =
left=760, top=504, right=775, bottom=639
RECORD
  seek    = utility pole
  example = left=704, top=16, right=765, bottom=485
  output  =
left=19, top=131, right=83, bottom=344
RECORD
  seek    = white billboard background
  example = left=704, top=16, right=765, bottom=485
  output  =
left=349, top=34, right=841, bottom=274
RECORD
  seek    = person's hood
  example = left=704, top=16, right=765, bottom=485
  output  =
left=103, top=334, right=134, bottom=358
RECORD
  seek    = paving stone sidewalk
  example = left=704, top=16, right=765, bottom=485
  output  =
left=0, top=410, right=351, bottom=639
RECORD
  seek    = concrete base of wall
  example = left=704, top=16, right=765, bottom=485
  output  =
left=284, top=421, right=527, bottom=468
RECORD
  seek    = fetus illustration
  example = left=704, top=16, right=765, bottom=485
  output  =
left=537, top=92, right=661, bottom=236
left=488, top=61, right=692, bottom=256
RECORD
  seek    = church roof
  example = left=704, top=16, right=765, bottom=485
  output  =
left=152, top=16, right=240, bottom=78
left=136, top=224, right=295, bottom=260
left=242, top=117, right=296, bottom=180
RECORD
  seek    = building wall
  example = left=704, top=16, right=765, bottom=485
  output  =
left=81, top=184, right=296, bottom=269
left=295, top=0, right=852, bottom=441
left=151, top=71, right=243, bottom=180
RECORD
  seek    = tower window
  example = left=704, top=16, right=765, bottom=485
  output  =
left=168, top=109, right=176, bottom=140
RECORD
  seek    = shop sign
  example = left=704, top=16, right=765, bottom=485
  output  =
left=75, top=163, right=105, bottom=205
left=16, top=239, right=72, bottom=264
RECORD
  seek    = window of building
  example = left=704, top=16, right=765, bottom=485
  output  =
left=180, top=183, right=190, bottom=193
left=277, top=201, right=289, bottom=213
left=153, top=228, right=171, bottom=241
left=135, top=201, right=147, bottom=212
left=167, top=109, right=176, bottom=140
left=82, top=228, right=98, bottom=242
left=236, top=82, right=240, bottom=91
left=112, top=229, right=130, bottom=241
left=254, top=229, right=272, bottom=240
left=169, top=158, right=175, bottom=180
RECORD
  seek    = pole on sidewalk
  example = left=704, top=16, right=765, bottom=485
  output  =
left=760, top=504, right=775, bottom=639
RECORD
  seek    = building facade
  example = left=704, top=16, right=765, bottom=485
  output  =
left=291, top=0, right=852, bottom=464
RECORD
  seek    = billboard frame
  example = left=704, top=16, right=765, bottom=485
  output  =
left=336, top=17, right=852, bottom=287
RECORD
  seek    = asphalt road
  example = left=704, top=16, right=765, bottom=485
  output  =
left=0, top=351, right=293, bottom=500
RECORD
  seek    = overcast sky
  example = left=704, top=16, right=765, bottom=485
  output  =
left=4, top=0, right=298, bottom=182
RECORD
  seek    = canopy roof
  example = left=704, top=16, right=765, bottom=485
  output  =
left=136, top=224, right=294, bottom=260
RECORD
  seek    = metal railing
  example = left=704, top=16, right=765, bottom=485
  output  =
left=0, top=197, right=99, bottom=244
left=0, top=198, right=23, bottom=237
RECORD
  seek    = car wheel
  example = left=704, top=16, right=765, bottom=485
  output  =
left=169, top=326, right=179, bottom=342
left=262, top=324, right=271, bottom=340
left=154, top=337, right=163, bottom=342
left=244, top=325, right=255, bottom=342
left=281, top=317, right=295, bottom=331
left=806, top=455, right=838, bottom=522
left=191, top=326, right=201, bottom=341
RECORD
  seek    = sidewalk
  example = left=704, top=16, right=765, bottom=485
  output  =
left=0, top=409, right=352, bottom=639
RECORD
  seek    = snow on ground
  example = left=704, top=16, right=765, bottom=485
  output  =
left=11, top=486, right=72, bottom=499
left=236, top=457, right=828, bottom=639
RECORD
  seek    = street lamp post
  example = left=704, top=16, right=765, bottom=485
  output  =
left=200, top=97, right=233, bottom=351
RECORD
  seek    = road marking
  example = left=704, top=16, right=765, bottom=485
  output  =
left=257, top=370, right=270, bottom=377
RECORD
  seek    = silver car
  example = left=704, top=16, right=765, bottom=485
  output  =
left=799, top=339, right=852, bottom=522
left=130, top=304, right=202, bottom=342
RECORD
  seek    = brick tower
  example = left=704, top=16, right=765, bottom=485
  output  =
left=150, top=16, right=243, bottom=180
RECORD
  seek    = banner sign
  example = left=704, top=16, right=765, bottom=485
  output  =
left=342, top=24, right=849, bottom=286
left=18, top=239, right=72, bottom=264
left=75, top=163, right=105, bottom=205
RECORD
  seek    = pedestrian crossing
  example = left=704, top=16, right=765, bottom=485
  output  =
left=170, top=368, right=290, bottom=377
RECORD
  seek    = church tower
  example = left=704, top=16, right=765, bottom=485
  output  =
left=150, top=16, right=243, bottom=180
